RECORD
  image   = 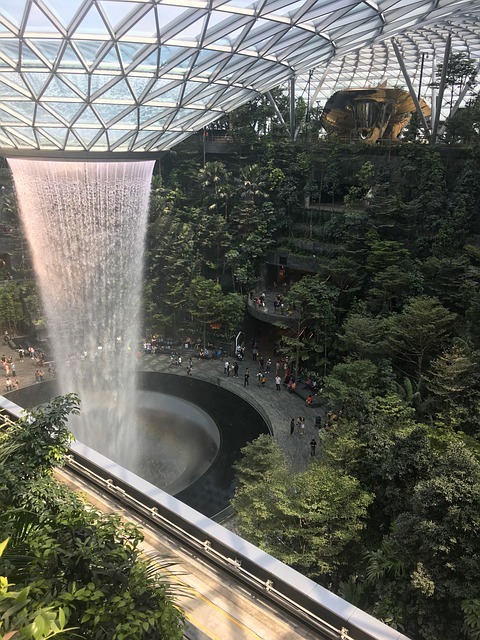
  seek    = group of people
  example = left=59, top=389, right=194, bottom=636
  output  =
left=290, top=417, right=317, bottom=455
left=223, top=360, right=239, bottom=378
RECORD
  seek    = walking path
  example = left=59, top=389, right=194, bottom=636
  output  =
left=1, top=339, right=324, bottom=473
left=141, top=350, right=324, bottom=473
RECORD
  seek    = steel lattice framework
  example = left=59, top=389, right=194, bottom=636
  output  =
left=0, top=0, right=479, bottom=153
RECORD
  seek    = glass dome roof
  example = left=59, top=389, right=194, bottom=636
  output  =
left=0, top=0, right=479, bottom=153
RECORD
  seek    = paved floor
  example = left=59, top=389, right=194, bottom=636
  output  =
left=1, top=338, right=324, bottom=474
left=141, top=351, right=323, bottom=473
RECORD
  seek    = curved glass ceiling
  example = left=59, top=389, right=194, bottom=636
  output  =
left=0, top=0, right=479, bottom=153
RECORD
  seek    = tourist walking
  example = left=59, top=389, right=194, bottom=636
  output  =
left=275, top=375, right=281, bottom=390
left=310, top=438, right=317, bottom=456
left=290, top=418, right=295, bottom=435
left=244, top=369, right=249, bottom=386
left=233, top=362, right=239, bottom=378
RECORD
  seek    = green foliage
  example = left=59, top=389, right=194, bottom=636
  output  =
left=0, top=398, right=186, bottom=640
left=322, top=359, right=379, bottom=417
left=385, top=296, right=456, bottom=384
left=0, top=284, right=27, bottom=334
left=232, top=435, right=372, bottom=582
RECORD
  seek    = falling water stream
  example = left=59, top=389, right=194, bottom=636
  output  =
left=8, top=158, right=154, bottom=457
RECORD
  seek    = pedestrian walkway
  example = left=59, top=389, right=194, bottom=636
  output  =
left=1, top=338, right=323, bottom=473
left=0, top=340, right=51, bottom=390
left=140, top=351, right=323, bottom=473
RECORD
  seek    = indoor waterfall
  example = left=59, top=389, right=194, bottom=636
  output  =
left=8, top=158, right=154, bottom=458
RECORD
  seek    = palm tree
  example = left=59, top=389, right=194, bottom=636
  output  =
left=236, top=164, right=267, bottom=206
left=198, top=161, right=231, bottom=218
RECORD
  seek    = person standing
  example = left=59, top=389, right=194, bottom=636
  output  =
left=11, top=362, right=16, bottom=377
left=266, top=358, right=271, bottom=374
left=290, top=418, right=295, bottom=435
left=244, top=368, right=249, bottom=386
left=310, top=438, right=317, bottom=456
left=233, top=362, right=239, bottom=378
left=5, top=377, right=12, bottom=391
left=275, top=375, right=281, bottom=390
left=224, top=360, right=229, bottom=375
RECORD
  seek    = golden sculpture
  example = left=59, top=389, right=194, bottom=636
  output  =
left=321, top=86, right=431, bottom=143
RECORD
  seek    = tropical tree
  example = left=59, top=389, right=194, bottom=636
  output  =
left=198, top=161, right=231, bottom=218
left=186, top=276, right=222, bottom=347
left=385, top=296, right=456, bottom=385
left=279, top=274, right=338, bottom=377
left=376, top=442, right=480, bottom=640
left=232, top=435, right=372, bottom=584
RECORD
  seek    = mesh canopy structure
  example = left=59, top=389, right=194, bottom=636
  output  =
left=0, top=0, right=479, bottom=153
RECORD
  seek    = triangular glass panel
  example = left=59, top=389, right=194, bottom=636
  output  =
left=12, top=126, right=38, bottom=144
left=89, top=74, right=118, bottom=98
left=21, top=43, right=48, bottom=68
left=57, top=43, right=85, bottom=70
left=126, top=76, right=151, bottom=100
left=92, top=103, right=130, bottom=126
left=215, top=0, right=257, bottom=10
left=24, top=3, right=61, bottom=34
left=155, top=5, right=186, bottom=33
left=11, top=101, right=36, bottom=120
left=126, top=47, right=159, bottom=73
left=41, top=127, right=69, bottom=147
left=74, top=106, right=101, bottom=126
left=139, top=106, right=170, bottom=126
left=207, top=25, right=245, bottom=47
left=42, top=75, right=81, bottom=99
left=2, top=4, right=26, bottom=28
left=175, top=15, right=207, bottom=42
left=106, top=128, right=132, bottom=146
left=169, top=108, right=197, bottom=126
left=72, top=4, right=110, bottom=39
left=73, top=128, right=100, bottom=145
left=0, top=107, right=26, bottom=124
left=159, top=46, right=192, bottom=70
left=181, top=80, right=205, bottom=101
left=89, top=132, right=108, bottom=150
left=28, top=39, right=64, bottom=65
left=7, top=132, right=36, bottom=148
left=149, top=85, right=182, bottom=105
left=95, top=46, right=122, bottom=71
left=34, top=104, right=61, bottom=124
left=36, top=0, right=79, bottom=30
left=62, top=72, right=89, bottom=98
left=74, top=41, right=110, bottom=67
left=46, top=101, right=82, bottom=123
left=109, top=131, right=136, bottom=150
left=0, top=40, right=20, bottom=63
left=101, top=78, right=134, bottom=101
left=132, top=129, right=158, bottom=148
left=0, top=78, right=28, bottom=98
left=24, top=72, right=51, bottom=96
left=117, top=42, right=148, bottom=68
left=112, top=110, right=139, bottom=127
left=65, top=130, right=84, bottom=148
left=34, top=131, right=58, bottom=148
left=121, top=9, right=156, bottom=39
left=98, top=1, right=138, bottom=33
left=144, top=133, right=165, bottom=152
